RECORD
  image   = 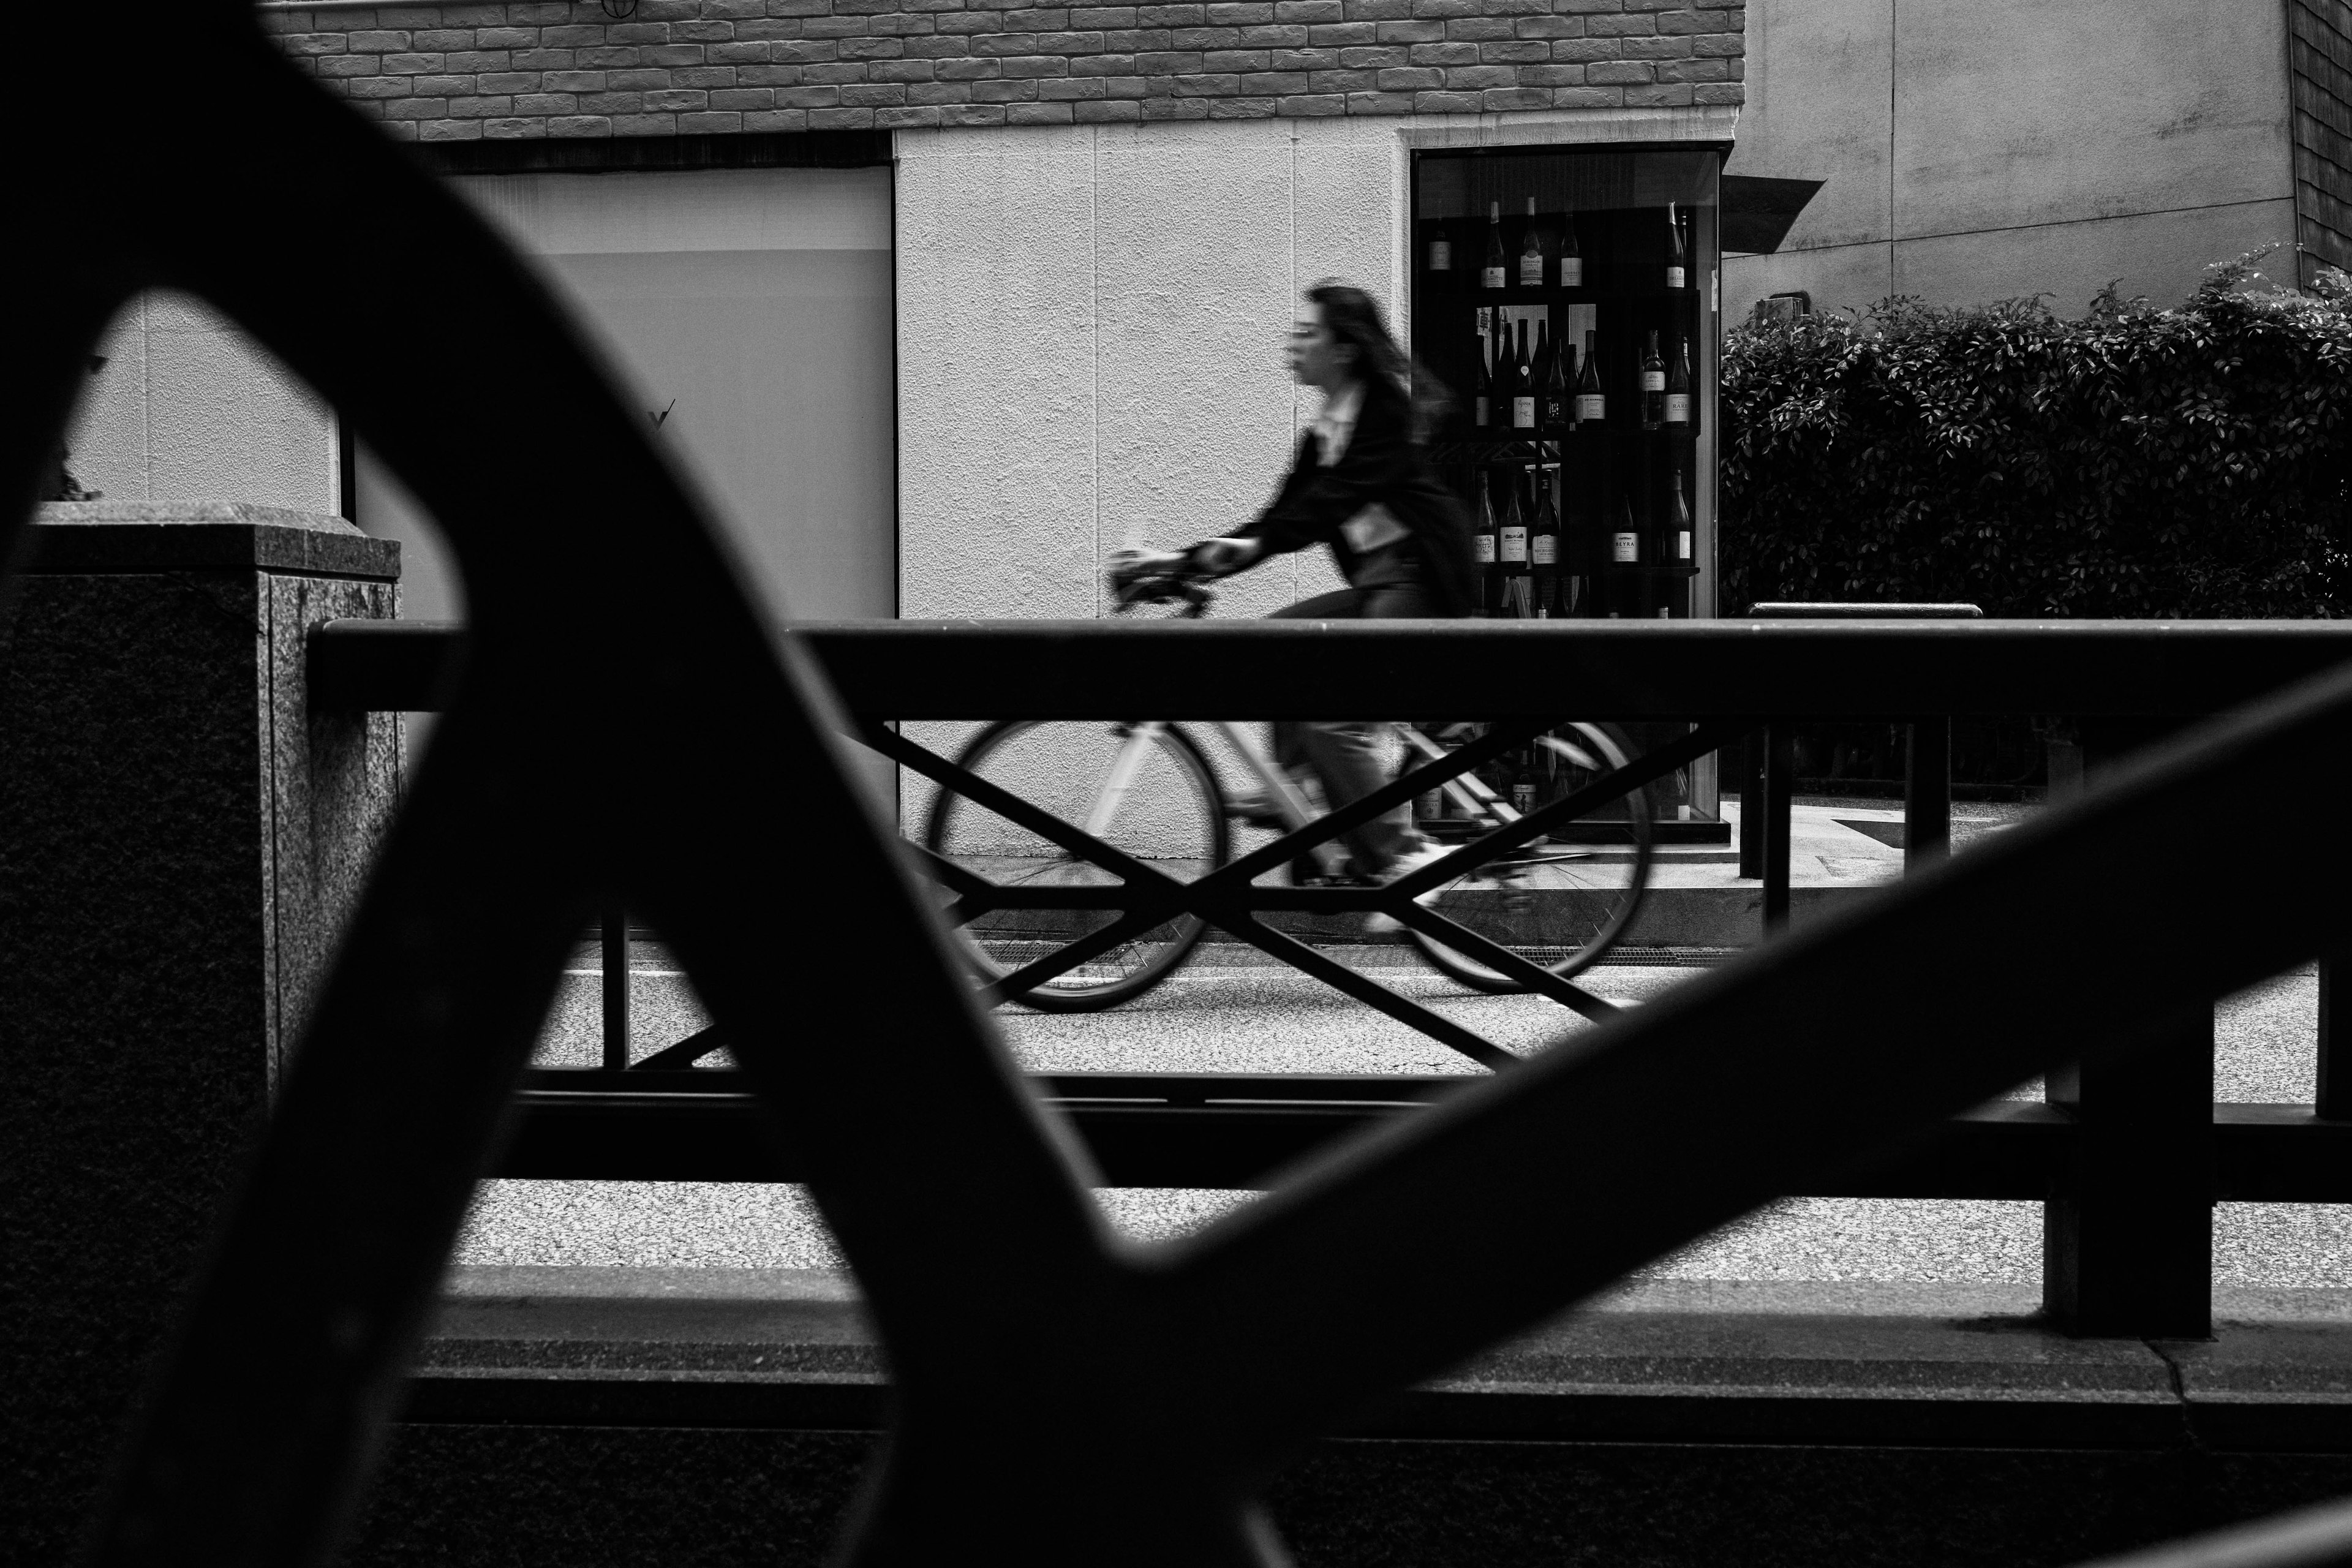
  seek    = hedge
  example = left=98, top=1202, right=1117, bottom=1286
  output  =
left=1719, top=255, right=2352, bottom=618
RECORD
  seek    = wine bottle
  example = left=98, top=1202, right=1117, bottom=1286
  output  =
left=1574, top=329, right=1604, bottom=426
left=1666, top=201, right=1687, bottom=292
left=1474, top=475, right=1501, bottom=613
left=1668, top=469, right=1694, bottom=564
left=1558, top=205, right=1581, bottom=288
left=1482, top=200, right=1507, bottom=290
left=1531, top=462, right=1561, bottom=617
left=1543, top=327, right=1570, bottom=431
left=1612, top=493, right=1640, bottom=566
left=1499, top=466, right=1530, bottom=607
left=1640, top=329, right=1665, bottom=431
left=1665, top=334, right=1692, bottom=426
left=1472, top=315, right=1494, bottom=429
left=1428, top=219, right=1452, bottom=273
left=1519, top=197, right=1545, bottom=288
left=1512, top=317, right=1536, bottom=430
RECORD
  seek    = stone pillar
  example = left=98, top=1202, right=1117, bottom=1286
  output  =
left=0, top=502, right=402, bottom=1559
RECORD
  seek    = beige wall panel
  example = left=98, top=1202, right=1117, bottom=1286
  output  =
left=1289, top=137, right=1406, bottom=605
left=64, top=303, right=151, bottom=502
left=1728, top=0, right=1893, bottom=252
left=1725, top=240, right=1897, bottom=323
left=67, top=292, right=336, bottom=513
left=1093, top=123, right=1310, bottom=619
left=143, top=293, right=337, bottom=514
left=1891, top=198, right=2301, bottom=313
left=1893, top=0, right=2292, bottom=239
left=894, top=130, right=1101, bottom=620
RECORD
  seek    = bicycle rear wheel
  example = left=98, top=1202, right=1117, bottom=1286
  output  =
left=1404, top=721, right=1654, bottom=992
left=921, top=718, right=1228, bottom=1011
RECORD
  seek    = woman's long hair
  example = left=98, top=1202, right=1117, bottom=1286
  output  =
left=1307, top=279, right=1450, bottom=443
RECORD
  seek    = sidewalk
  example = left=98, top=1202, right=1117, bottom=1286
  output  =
left=1625, top=799, right=1913, bottom=948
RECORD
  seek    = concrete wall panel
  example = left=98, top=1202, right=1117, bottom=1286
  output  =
left=1724, top=240, right=1896, bottom=324
left=66, top=292, right=336, bottom=514
left=1891, top=197, right=2301, bottom=314
left=1894, top=0, right=2292, bottom=239
left=894, top=129, right=1100, bottom=621
left=1731, top=0, right=2295, bottom=318
left=1730, top=0, right=1893, bottom=253
left=898, top=117, right=1444, bottom=622
left=1094, top=124, right=1303, bottom=619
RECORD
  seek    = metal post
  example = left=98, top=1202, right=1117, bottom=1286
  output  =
left=1904, top=717, right=1951, bottom=872
left=2043, top=718, right=2212, bottom=1338
left=2321, top=944, right=2351, bottom=1120
left=601, top=903, right=630, bottom=1072
left=1738, top=727, right=1762, bottom=880
left=1760, top=723, right=1793, bottom=933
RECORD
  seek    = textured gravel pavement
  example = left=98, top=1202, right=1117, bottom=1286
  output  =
left=457, top=943, right=2350, bottom=1291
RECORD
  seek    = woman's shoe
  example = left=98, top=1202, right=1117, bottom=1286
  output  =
left=1363, top=842, right=1452, bottom=935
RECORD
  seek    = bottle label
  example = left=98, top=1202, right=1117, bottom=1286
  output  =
left=1531, top=533, right=1558, bottom=565
left=1520, top=254, right=1542, bottom=286
left=1512, top=783, right=1536, bottom=813
left=1613, top=532, right=1639, bottom=564
left=1482, top=266, right=1506, bottom=289
left=1474, top=533, right=1496, bottom=564
left=1665, top=393, right=1691, bottom=423
left=1676, top=530, right=1693, bottom=560
left=1559, top=258, right=1581, bottom=287
left=1512, top=396, right=1536, bottom=428
left=1474, top=394, right=1491, bottom=426
left=1642, top=370, right=1665, bottom=392
left=1501, top=526, right=1528, bottom=564
left=1575, top=393, right=1605, bottom=422
left=1667, top=265, right=1686, bottom=290
left=1430, top=240, right=1452, bottom=270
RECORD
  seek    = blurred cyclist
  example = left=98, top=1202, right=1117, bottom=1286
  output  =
left=1118, top=281, right=1473, bottom=905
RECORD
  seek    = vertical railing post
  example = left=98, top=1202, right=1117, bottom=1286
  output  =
left=1904, top=717, right=1951, bottom=872
left=1760, top=723, right=1793, bottom=933
left=1738, top=727, right=1762, bottom=880
left=2043, top=718, right=2212, bottom=1339
left=2320, top=943, right=2351, bottom=1120
left=601, top=903, right=630, bottom=1072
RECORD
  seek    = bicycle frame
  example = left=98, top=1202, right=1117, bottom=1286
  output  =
left=1092, top=720, right=1530, bottom=882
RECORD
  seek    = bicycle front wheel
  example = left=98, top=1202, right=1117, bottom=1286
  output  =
left=921, top=719, right=1229, bottom=1011
left=1405, top=721, right=1654, bottom=992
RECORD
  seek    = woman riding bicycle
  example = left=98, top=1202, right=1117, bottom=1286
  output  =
left=1133, top=281, right=1474, bottom=892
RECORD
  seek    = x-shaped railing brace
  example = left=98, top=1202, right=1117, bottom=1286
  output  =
left=871, top=721, right=1733, bottom=1065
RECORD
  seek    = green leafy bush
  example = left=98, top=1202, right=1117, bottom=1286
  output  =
left=1720, top=256, right=2352, bottom=617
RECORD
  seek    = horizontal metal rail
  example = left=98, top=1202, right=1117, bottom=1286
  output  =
left=311, top=617, right=2352, bottom=719
left=504, top=1068, right=2352, bottom=1199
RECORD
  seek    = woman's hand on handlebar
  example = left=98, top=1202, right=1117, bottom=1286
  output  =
left=1191, top=537, right=1262, bottom=576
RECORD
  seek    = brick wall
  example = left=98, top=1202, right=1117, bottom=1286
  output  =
left=260, top=0, right=1743, bottom=138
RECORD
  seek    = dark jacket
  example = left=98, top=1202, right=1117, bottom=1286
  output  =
left=1234, top=385, right=1477, bottom=617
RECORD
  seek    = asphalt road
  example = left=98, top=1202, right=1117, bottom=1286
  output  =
left=456, top=947, right=2350, bottom=1291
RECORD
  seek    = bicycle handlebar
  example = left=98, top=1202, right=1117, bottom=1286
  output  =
left=1106, top=551, right=1218, bottom=618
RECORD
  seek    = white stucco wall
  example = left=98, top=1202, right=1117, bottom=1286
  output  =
left=65, top=292, right=338, bottom=513
left=894, top=109, right=1737, bottom=623
left=1727, top=0, right=2297, bottom=318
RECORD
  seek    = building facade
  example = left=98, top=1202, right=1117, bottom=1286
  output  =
left=1722, top=0, right=2352, bottom=322
left=69, top=0, right=1744, bottom=632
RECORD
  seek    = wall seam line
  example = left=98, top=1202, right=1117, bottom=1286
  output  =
left=1763, top=194, right=2301, bottom=260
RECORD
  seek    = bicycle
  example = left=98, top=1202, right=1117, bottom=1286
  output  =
left=913, top=557, right=1656, bottom=1012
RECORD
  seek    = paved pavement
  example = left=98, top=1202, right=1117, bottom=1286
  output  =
left=459, top=832, right=2352, bottom=1289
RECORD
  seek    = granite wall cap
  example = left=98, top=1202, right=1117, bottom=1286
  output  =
left=22, top=500, right=401, bottom=582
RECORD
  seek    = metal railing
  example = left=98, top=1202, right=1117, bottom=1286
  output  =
left=20, top=7, right=2352, bottom=1560
left=314, top=614, right=2352, bottom=1346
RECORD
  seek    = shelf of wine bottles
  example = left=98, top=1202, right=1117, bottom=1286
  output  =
left=1410, top=165, right=1716, bottom=621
